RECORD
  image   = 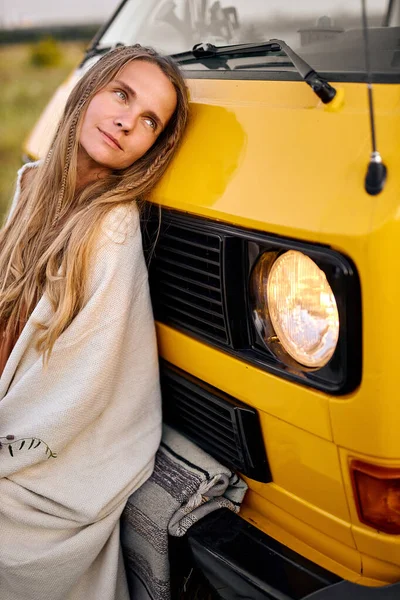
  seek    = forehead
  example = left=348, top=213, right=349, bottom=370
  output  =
left=117, top=59, right=169, bottom=85
left=119, top=60, right=175, bottom=95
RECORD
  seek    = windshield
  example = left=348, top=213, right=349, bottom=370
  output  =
left=97, top=0, right=395, bottom=79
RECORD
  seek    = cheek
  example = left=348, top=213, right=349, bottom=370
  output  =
left=127, top=134, right=158, bottom=162
left=81, top=96, right=108, bottom=131
left=79, top=108, right=95, bottom=143
left=79, top=103, right=105, bottom=150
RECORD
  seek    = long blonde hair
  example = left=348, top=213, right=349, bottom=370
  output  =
left=0, top=45, right=189, bottom=360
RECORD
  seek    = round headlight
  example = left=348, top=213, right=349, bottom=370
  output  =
left=251, top=250, right=339, bottom=368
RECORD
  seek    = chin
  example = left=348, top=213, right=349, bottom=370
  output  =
left=87, top=149, right=119, bottom=170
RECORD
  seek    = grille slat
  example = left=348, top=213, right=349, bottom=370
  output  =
left=163, top=229, right=220, bottom=250
left=158, top=243, right=221, bottom=267
left=157, top=256, right=221, bottom=280
left=158, top=279, right=223, bottom=307
left=155, top=268, right=222, bottom=296
left=170, top=392, right=238, bottom=439
left=175, top=405, right=240, bottom=452
left=160, top=291, right=226, bottom=321
left=163, top=232, right=220, bottom=253
left=177, top=422, right=242, bottom=465
left=161, top=365, right=271, bottom=482
left=161, top=302, right=227, bottom=333
left=166, top=383, right=234, bottom=425
left=164, top=317, right=228, bottom=342
left=148, top=218, right=229, bottom=345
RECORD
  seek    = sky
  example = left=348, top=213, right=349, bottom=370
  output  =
left=0, top=0, right=120, bottom=27
left=0, top=0, right=387, bottom=29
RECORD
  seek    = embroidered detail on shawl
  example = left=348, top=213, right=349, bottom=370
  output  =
left=0, top=434, right=57, bottom=458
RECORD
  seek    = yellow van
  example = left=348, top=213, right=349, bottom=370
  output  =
left=24, top=1, right=400, bottom=597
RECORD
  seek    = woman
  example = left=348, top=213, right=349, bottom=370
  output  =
left=0, top=45, right=189, bottom=600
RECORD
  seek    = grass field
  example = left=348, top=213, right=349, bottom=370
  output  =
left=0, top=42, right=86, bottom=217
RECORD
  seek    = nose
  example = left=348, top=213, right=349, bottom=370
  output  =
left=114, top=109, right=138, bottom=133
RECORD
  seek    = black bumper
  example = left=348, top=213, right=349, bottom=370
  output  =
left=179, top=509, right=400, bottom=600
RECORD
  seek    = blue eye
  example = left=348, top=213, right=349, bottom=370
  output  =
left=115, top=89, right=127, bottom=101
left=144, top=117, right=156, bottom=130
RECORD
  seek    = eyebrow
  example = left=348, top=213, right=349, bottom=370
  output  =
left=113, top=79, right=165, bottom=130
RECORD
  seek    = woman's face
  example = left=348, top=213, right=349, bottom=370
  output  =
left=78, top=60, right=178, bottom=172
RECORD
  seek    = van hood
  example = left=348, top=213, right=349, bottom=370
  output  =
left=150, top=78, right=399, bottom=258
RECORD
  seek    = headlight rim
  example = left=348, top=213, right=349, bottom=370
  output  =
left=250, top=248, right=340, bottom=371
left=246, top=237, right=361, bottom=394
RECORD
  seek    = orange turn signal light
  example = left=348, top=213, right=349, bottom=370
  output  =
left=350, top=460, right=400, bottom=534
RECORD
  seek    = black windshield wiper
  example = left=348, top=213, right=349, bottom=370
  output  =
left=172, top=39, right=337, bottom=104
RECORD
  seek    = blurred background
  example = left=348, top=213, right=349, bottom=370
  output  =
left=0, top=0, right=119, bottom=215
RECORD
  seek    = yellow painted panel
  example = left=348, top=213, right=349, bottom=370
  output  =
left=361, top=553, right=400, bottom=584
left=256, top=413, right=351, bottom=525
left=242, top=500, right=393, bottom=586
left=244, top=490, right=400, bottom=584
left=156, top=322, right=332, bottom=440
left=328, top=94, right=400, bottom=457
left=328, top=198, right=400, bottom=457
left=150, top=80, right=386, bottom=245
left=249, top=481, right=354, bottom=548
left=242, top=491, right=362, bottom=581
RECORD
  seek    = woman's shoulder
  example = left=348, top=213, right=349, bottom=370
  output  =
left=15, top=160, right=41, bottom=196
left=17, top=160, right=41, bottom=191
left=7, top=160, right=41, bottom=223
left=100, top=203, right=140, bottom=245
left=89, top=203, right=147, bottom=298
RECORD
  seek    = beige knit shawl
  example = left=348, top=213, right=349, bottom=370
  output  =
left=0, top=164, right=162, bottom=600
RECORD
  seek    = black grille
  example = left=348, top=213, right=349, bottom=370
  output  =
left=149, top=219, right=230, bottom=344
left=161, top=363, right=271, bottom=483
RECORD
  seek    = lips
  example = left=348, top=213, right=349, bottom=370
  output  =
left=98, top=128, right=123, bottom=150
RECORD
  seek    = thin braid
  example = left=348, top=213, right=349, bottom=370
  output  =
left=117, top=140, right=176, bottom=196
left=54, top=81, right=97, bottom=223
left=142, top=128, right=181, bottom=183
left=54, top=131, right=73, bottom=223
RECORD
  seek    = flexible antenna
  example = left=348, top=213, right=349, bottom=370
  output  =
left=362, top=0, right=387, bottom=195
